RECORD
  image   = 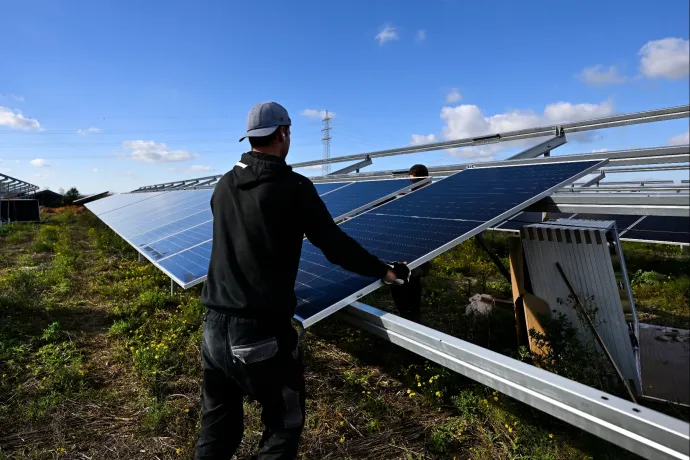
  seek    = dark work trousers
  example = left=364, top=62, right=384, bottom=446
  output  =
left=389, top=275, right=423, bottom=323
left=194, top=309, right=305, bottom=460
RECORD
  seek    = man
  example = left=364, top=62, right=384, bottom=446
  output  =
left=388, top=164, right=431, bottom=323
left=195, top=101, right=407, bottom=460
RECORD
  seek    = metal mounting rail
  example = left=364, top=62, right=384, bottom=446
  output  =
left=526, top=194, right=690, bottom=217
left=560, top=185, right=689, bottom=193
left=130, top=174, right=222, bottom=193
left=0, top=172, right=39, bottom=198
left=308, top=145, right=690, bottom=183
left=128, top=144, right=689, bottom=194
left=604, top=165, right=690, bottom=174
left=291, top=105, right=690, bottom=168
left=337, top=302, right=690, bottom=460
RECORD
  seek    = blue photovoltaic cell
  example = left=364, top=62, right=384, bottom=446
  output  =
left=294, top=214, right=477, bottom=321
left=86, top=191, right=168, bottom=216
left=321, top=179, right=414, bottom=219
left=293, top=160, right=602, bottom=325
left=100, top=190, right=212, bottom=239
left=621, top=216, right=690, bottom=244
left=376, top=162, right=601, bottom=221
left=130, top=210, right=213, bottom=247
left=85, top=178, right=418, bottom=287
left=141, top=220, right=214, bottom=261
left=158, top=240, right=214, bottom=284
left=314, top=182, right=351, bottom=196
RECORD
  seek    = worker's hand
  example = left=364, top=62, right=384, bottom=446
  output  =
left=383, top=262, right=410, bottom=285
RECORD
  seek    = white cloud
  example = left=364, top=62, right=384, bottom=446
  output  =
left=77, top=127, right=101, bottom=135
left=301, top=109, right=336, bottom=120
left=122, top=140, right=197, bottom=163
left=416, top=29, right=426, bottom=43
left=170, top=165, right=215, bottom=175
left=92, top=168, right=99, bottom=173
left=189, top=165, right=214, bottom=173
left=445, top=88, right=462, bottom=104
left=668, top=131, right=690, bottom=145
left=0, top=168, right=11, bottom=174
left=375, top=25, right=399, bottom=45
left=639, top=38, right=690, bottom=79
left=591, top=148, right=609, bottom=153
left=0, top=106, right=41, bottom=130
left=31, top=158, right=49, bottom=167
left=578, top=65, right=627, bottom=85
left=436, top=99, right=615, bottom=159
left=410, top=134, right=438, bottom=145
left=0, top=94, right=24, bottom=102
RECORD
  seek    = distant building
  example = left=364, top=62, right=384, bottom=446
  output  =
left=31, top=189, right=64, bottom=207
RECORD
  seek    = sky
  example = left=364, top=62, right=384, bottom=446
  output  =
left=1, top=0, right=689, bottom=194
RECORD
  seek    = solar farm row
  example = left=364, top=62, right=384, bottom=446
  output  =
left=87, top=160, right=603, bottom=326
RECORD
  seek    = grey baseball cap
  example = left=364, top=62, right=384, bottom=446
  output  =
left=239, top=101, right=292, bottom=142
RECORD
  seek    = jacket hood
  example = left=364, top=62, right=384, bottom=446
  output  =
left=232, top=151, right=292, bottom=189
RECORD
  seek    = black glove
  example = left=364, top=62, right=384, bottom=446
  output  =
left=383, top=262, right=411, bottom=285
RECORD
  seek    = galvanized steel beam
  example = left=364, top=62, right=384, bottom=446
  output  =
left=337, top=302, right=690, bottom=460
left=290, top=105, right=689, bottom=168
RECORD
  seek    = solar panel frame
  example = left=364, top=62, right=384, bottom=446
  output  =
left=294, top=159, right=607, bottom=327
left=329, top=177, right=431, bottom=223
left=313, top=181, right=353, bottom=196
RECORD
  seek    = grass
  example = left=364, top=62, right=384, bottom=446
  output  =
left=0, top=209, right=688, bottom=459
left=622, top=241, right=690, bottom=329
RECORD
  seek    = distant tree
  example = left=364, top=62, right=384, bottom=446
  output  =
left=65, top=187, right=80, bottom=204
left=58, top=187, right=65, bottom=195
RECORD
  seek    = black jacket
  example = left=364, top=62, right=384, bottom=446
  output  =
left=201, top=151, right=390, bottom=319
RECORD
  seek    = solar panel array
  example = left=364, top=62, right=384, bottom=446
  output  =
left=293, top=160, right=603, bottom=325
left=493, top=212, right=689, bottom=245
left=86, top=177, right=421, bottom=288
left=87, top=160, right=603, bottom=326
left=1, top=199, right=40, bottom=222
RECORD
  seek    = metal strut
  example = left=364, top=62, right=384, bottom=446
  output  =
left=474, top=233, right=512, bottom=283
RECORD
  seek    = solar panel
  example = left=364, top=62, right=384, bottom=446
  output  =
left=85, top=190, right=214, bottom=283
left=321, top=178, right=422, bottom=221
left=293, top=160, right=604, bottom=326
left=86, top=177, right=425, bottom=288
left=86, top=191, right=168, bottom=216
left=621, top=216, right=690, bottom=245
left=314, top=182, right=352, bottom=196
left=1, top=199, right=40, bottom=222
left=73, top=191, right=109, bottom=205
left=87, top=161, right=602, bottom=323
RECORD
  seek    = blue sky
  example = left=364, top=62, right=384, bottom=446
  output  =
left=1, top=0, right=688, bottom=194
